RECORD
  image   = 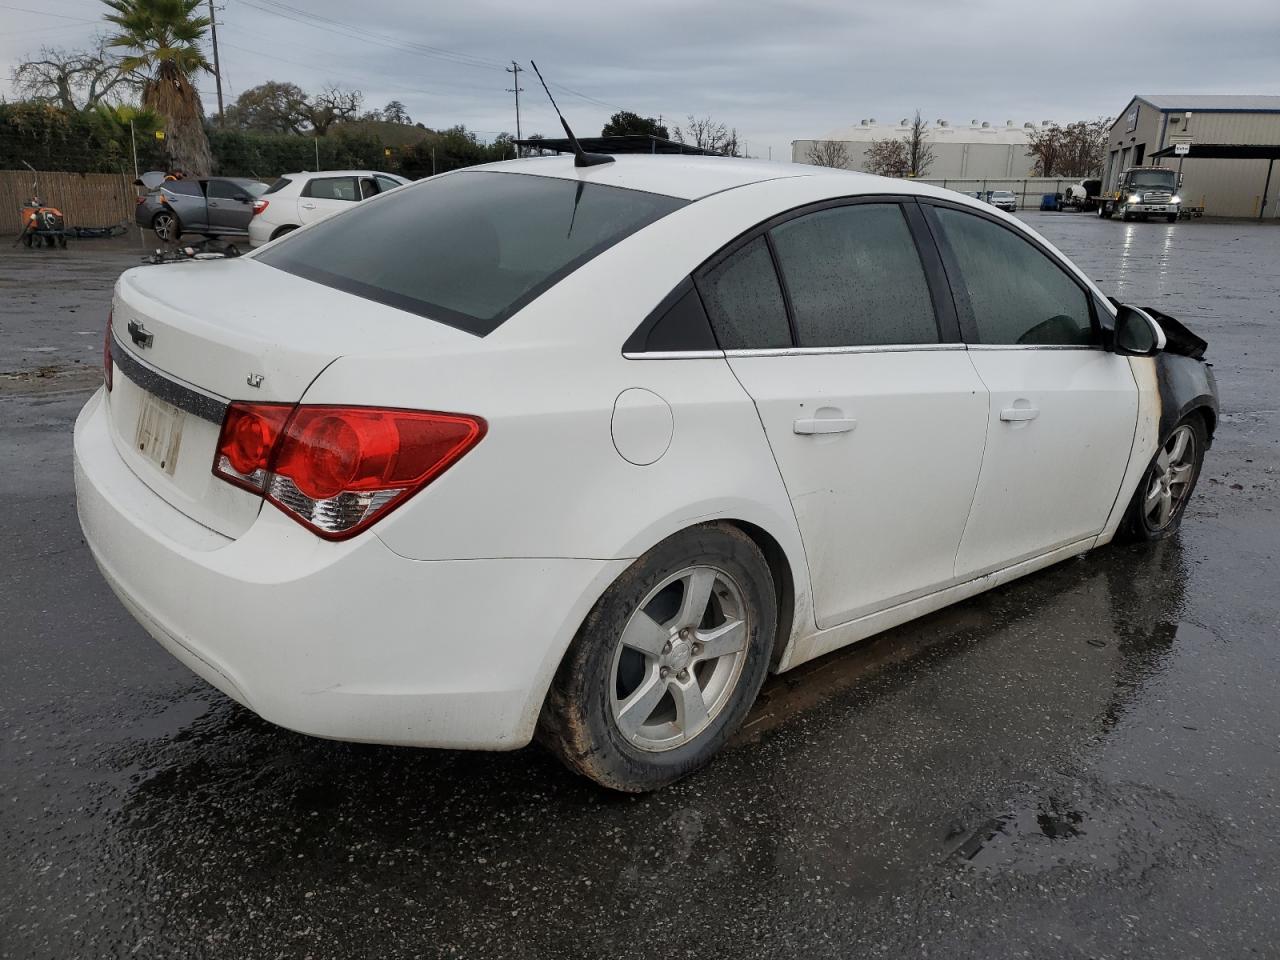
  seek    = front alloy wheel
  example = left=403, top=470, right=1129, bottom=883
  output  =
left=1143, top=424, right=1198, bottom=531
left=1120, top=415, right=1207, bottom=541
left=540, top=523, right=776, bottom=791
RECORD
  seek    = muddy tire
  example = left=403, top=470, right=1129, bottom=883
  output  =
left=539, top=523, right=776, bottom=792
left=1118, top=413, right=1208, bottom=542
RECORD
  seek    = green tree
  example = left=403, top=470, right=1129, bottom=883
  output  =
left=224, top=81, right=308, bottom=135
left=102, top=0, right=213, bottom=176
left=601, top=110, right=669, bottom=140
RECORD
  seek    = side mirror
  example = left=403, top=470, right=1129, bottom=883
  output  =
left=1113, top=305, right=1166, bottom=356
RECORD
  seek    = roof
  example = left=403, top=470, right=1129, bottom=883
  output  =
left=514, top=135, right=723, bottom=157
left=469, top=154, right=813, bottom=200
left=279, top=170, right=402, bottom=178
left=1136, top=94, right=1280, bottom=113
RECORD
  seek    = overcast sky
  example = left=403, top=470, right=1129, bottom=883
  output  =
left=4, top=0, right=1279, bottom=161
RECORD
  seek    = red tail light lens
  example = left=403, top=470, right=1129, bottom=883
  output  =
left=213, top=403, right=485, bottom=540
left=251, top=199, right=269, bottom=216
left=104, top=312, right=113, bottom=391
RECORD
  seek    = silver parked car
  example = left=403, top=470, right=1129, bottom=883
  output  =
left=135, top=176, right=269, bottom=243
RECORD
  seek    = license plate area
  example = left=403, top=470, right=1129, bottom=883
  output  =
left=134, top=392, right=186, bottom=476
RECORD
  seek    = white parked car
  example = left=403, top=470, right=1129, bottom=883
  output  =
left=987, top=189, right=1018, bottom=212
left=76, top=155, right=1217, bottom=791
left=247, top=169, right=407, bottom=247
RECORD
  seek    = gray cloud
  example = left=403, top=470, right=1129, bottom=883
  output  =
left=5, top=0, right=1279, bottom=161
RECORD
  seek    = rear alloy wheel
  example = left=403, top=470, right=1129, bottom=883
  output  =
left=152, top=211, right=179, bottom=243
left=540, top=523, right=776, bottom=791
left=1120, top=416, right=1207, bottom=541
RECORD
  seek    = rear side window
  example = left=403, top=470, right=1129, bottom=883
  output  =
left=161, top=180, right=201, bottom=197
left=304, top=176, right=359, bottom=201
left=932, top=207, right=1095, bottom=346
left=258, top=171, right=686, bottom=336
left=697, top=237, right=791, bottom=350
left=375, top=175, right=402, bottom=193
left=769, top=203, right=938, bottom=347
left=264, top=177, right=292, bottom=195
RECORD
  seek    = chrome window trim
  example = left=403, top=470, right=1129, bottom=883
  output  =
left=622, top=349, right=726, bottom=361
left=966, top=343, right=1105, bottom=351
left=724, top=343, right=966, bottom=358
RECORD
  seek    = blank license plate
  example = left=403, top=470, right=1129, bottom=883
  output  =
left=135, top=393, right=186, bottom=476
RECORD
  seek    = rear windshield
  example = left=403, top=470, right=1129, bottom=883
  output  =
left=241, top=180, right=271, bottom=197
left=264, top=177, right=292, bottom=194
left=256, top=170, right=686, bottom=335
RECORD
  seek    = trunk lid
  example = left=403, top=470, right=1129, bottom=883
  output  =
left=107, top=257, right=476, bottom=538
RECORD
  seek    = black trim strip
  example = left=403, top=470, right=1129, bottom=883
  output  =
left=110, top=338, right=229, bottom=424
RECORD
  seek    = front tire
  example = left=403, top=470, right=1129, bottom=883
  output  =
left=540, top=523, right=777, bottom=792
left=1118, top=415, right=1207, bottom=542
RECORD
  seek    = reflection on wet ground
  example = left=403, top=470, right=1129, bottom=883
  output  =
left=3, top=214, right=1280, bottom=958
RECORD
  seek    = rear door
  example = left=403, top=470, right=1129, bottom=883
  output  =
left=205, top=179, right=254, bottom=234
left=705, top=199, right=990, bottom=629
left=923, top=202, right=1138, bottom=577
left=299, top=175, right=359, bottom=224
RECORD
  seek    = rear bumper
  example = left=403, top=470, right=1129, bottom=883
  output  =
left=73, top=388, right=627, bottom=749
left=247, top=218, right=273, bottom=248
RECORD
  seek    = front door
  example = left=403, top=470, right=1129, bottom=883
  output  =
left=924, top=203, right=1138, bottom=577
left=698, top=200, right=990, bottom=629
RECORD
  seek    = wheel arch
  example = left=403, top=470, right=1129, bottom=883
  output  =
left=270, top=224, right=299, bottom=240
left=720, top=519, right=797, bottom=671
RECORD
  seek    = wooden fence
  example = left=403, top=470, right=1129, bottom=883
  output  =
left=0, top=169, right=136, bottom=234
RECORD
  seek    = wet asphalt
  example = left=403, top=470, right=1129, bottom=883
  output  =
left=1, top=214, right=1278, bottom=959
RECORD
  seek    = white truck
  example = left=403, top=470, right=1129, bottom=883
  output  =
left=1095, top=166, right=1182, bottom=222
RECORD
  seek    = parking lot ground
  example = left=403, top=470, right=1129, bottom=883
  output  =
left=1, top=213, right=1278, bottom=959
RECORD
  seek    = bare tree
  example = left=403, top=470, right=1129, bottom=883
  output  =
left=304, top=85, right=362, bottom=135
left=13, top=42, right=134, bottom=111
left=864, top=138, right=910, bottom=178
left=1027, top=118, right=1111, bottom=177
left=805, top=140, right=851, bottom=168
left=904, top=110, right=936, bottom=177
left=672, top=114, right=740, bottom=156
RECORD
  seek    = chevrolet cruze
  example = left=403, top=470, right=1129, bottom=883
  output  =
left=75, top=155, right=1217, bottom=791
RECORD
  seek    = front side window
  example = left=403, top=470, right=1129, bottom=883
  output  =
left=696, top=236, right=791, bottom=350
left=769, top=203, right=938, bottom=347
left=305, top=177, right=359, bottom=201
left=258, top=171, right=686, bottom=335
left=932, top=207, right=1095, bottom=346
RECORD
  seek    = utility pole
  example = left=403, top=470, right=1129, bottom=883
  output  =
left=208, top=0, right=225, bottom=126
left=506, top=61, right=523, bottom=157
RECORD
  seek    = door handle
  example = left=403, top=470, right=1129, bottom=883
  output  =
left=999, top=405, right=1040, bottom=422
left=301, top=202, right=316, bottom=209
left=793, top=417, right=857, bottom=435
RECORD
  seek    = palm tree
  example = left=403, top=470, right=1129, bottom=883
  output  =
left=102, top=0, right=213, bottom=176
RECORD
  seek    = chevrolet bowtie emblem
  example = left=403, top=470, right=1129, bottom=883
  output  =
left=126, top=320, right=153, bottom=348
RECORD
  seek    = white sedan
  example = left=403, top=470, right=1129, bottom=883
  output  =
left=75, top=155, right=1217, bottom=791
left=247, top=169, right=407, bottom=247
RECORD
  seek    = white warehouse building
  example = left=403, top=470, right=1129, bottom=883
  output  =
left=793, top=118, right=1048, bottom=178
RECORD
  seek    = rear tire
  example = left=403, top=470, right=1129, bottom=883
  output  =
left=151, top=211, right=180, bottom=243
left=1118, top=414, right=1207, bottom=542
left=270, top=224, right=298, bottom=241
left=539, top=523, right=776, bottom=792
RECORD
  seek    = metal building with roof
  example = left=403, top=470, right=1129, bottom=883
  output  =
left=1107, top=95, right=1280, bottom=218
left=792, top=118, right=1054, bottom=178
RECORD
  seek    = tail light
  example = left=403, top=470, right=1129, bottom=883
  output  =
left=103, top=312, right=113, bottom=391
left=213, top=403, right=485, bottom=540
left=251, top=199, right=269, bottom=217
